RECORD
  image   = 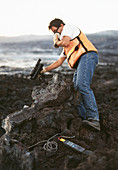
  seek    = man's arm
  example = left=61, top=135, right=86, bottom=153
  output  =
left=54, top=36, right=71, bottom=47
left=44, top=56, right=66, bottom=72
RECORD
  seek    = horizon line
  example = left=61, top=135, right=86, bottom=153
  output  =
left=0, top=29, right=118, bottom=38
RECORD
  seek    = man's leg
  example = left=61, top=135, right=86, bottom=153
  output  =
left=73, top=70, right=86, bottom=120
left=75, top=52, right=100, bottom=130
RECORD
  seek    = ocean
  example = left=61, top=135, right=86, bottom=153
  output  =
left=0, top=32, right=118, bottom=75
left=0, top=35, right=70, bottom=75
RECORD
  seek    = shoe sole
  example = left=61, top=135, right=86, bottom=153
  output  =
left=82, top=121, right=100, bottom=131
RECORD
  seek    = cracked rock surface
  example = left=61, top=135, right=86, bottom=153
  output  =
left=0, top=65, right=118, bottom=170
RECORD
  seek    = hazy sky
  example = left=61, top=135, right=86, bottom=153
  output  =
left=0, top=0, right=118, bottom=36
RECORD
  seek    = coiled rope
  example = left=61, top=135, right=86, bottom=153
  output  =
left=28, top=133, right=75, bottom=152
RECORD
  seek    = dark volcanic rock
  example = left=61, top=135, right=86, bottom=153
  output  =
left=0, top=64, right=118, bottom=170
left=32, top=74, right=72, bottom=110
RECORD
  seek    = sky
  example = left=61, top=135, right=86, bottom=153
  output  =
left=0, top=0, right=118, bottom=36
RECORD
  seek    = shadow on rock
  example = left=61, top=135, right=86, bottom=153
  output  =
left=0, top=71, right=118, bottom=170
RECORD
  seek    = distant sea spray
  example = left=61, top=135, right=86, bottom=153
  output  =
left=0, top=36, right=64, bottom=75
left=0, top=31, right=118, bottom=75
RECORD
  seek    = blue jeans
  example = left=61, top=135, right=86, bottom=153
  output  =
left=73, top=52, right=99, bottom=121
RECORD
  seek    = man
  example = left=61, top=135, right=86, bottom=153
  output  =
left=41, top=18, right=100, bottom=131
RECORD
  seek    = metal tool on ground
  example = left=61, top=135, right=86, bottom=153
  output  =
left=29, top=58, right=44, bottom=80
left=58, top=136, right=94, bottom=155
left=58, top=137, right=85, bottom=153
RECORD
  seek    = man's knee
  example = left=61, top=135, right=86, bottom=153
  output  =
left=76, top=81, right=85, bottom=92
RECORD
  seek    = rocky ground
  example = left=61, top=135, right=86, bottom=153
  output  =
left=0, top=64, right=118, bottom=170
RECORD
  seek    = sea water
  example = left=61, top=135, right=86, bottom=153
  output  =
left=0, top=37, right=69, bottom=75
left=0, top=35, right=117, bottom=75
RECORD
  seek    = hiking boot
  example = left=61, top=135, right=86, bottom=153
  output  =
left=82, top=119, right=100, bottom=131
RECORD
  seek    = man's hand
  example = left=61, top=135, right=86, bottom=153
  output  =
left=53, top=33, right=60, bottom=48
left=38, top=68, right=46, bottom=77
left=40, top=68, right=46, bottom=73
left=53, top=39, right=59, bottom=48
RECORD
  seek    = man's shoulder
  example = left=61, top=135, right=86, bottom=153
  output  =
left=64, top=24, right=80, bottom=32
left=64, top=24, right=77, bottom=28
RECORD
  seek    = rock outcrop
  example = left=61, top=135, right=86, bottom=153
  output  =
left=0, top=70, right=118, bottom=170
